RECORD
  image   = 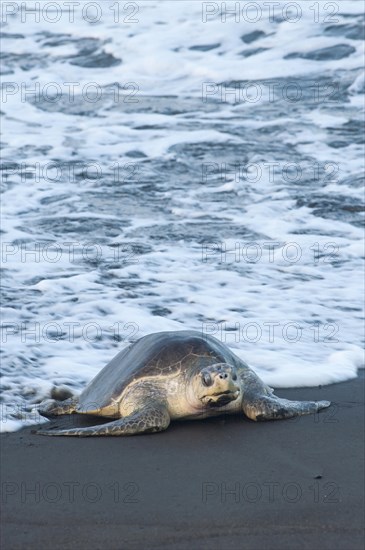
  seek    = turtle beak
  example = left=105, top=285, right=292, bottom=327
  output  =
left=202, top=389, right=240, bottom=407
left=202, top=380, right=240, bottom=406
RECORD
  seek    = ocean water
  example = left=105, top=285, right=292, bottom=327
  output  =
left=1, top=0, right=364, bottom=431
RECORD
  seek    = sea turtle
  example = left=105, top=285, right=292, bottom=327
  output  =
left=37, top=330, right=331, bottom=436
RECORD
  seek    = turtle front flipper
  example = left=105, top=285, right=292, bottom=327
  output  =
left=38, top=397, right=79, bottom=418
left=37, top=405, right=170, bottom=436
left=243, top=395, right=331, bottom=422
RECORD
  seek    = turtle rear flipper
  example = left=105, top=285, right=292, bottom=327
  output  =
left=38, top=397, right=78, bottom=418
left=37, top=405, right=170, bottom=436
left=243, top=396, right=331, bottom=421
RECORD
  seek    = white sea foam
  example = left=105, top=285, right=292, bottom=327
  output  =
left=1, top=1, right=364, bottom=431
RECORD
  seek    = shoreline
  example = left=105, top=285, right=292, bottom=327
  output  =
left=1, top=372, right=364, bottom=550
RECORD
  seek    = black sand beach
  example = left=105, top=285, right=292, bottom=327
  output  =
left=1, top=373, right=364, bottom=550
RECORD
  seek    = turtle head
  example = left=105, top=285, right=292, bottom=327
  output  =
left=193, top=363, right=240, bottom=408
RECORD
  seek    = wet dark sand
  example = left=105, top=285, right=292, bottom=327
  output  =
left=1, top=372, right=364, bottom=550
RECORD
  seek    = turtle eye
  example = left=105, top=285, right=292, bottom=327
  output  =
left=202, top=373, right=213, bottom=387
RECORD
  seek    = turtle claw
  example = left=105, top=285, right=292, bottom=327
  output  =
left=244, top=396, right=332, bottom=421
left=38, top=397, right=78, bottom=418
